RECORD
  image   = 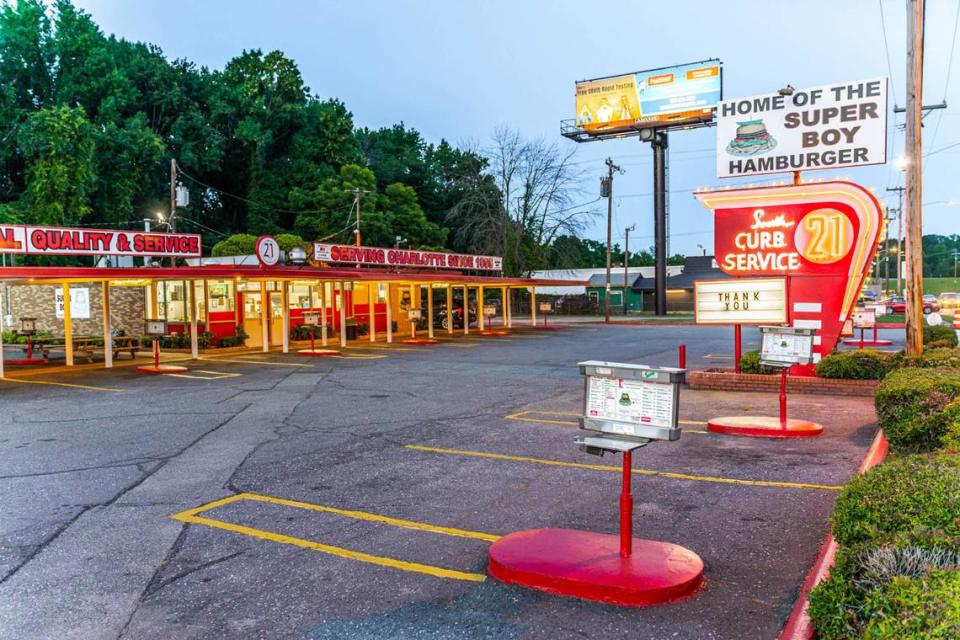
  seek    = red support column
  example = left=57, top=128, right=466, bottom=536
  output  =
left=779, top=368, right=788, bottom=428
left=678, top=344, right=686, bottom=370
left=734, top=324, right=742, bottom=373
left=153, top=338, right=160, bottom=369
left=620, top=450, right=633, bottom=558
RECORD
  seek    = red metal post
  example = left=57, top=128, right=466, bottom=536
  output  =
left=309, top=327, right=315, bottom=352
left=734, top=324, right=742, bottom=373
left=678, top=344, right=686, bottom=370
left=873, top=324, right=878, bottom=342
left=779, top=368, right=788, bottom=428
left=859, top=327, right=865, bottom=349
left=153, top=338, right=160, bottom=369
left=620, top=450, right=633, bottom=557
left=26, top=336, right=33, bottom=360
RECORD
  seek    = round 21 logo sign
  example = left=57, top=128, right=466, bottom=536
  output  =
left=696, top=181, right=883, bottom=373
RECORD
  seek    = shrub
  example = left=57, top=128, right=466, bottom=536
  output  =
left=739, top=350, right=775, bottom=374
left=816, top=350, right=891, bottom=380
left=925, top=324, right=959, bottom=348
left=861, top=570, right=960, bottom=638
left=905, top=347, right=960, bottom=369
left=810, top=538, right=960, bottom=639
left=875, top=367, right=960, bottom=452
left=830, top=453, right=960, bottom=548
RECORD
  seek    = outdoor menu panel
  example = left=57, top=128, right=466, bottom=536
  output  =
left=585, top=375, right=675, bottom=433
left=761, top=332, right=814, bottom=366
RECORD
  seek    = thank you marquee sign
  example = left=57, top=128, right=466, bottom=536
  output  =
left=314, top=243, right=503, bottom=271
left=0, top=224, right=202, bottom=258
left=695, top=181, right=883, bottom=372
left=694, top=278, right=787, bottom=325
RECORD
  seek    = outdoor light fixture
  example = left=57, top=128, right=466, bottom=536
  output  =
left=639, top=128, right=655, bottom=142
left=894, top=155, right=909, bottom=171
left=287, top=246, right=308, bottom=265
left=778, top=85, right=795, bottom=96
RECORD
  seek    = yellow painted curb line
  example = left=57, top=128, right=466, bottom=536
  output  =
left=405, top=444, right=843, bottom=491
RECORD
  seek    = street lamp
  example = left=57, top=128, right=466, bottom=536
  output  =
left=623, top=224, right=636, bottom=314
left=894, top=155, right=910, bottom=172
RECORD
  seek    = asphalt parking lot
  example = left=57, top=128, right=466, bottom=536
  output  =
left=0, top=325, right=882, bottom=640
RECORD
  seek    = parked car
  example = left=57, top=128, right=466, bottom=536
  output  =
left=857, top=290, right=879, bottom=304
left=923, top=293, right=939, bottom=304
left=938, top=292, right=960, bottom=310
left=882, top=296, right=940, bottom=314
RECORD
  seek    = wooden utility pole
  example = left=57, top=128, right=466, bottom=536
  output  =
left=624, top=224, right=635, bottom=315
left=904, top=0, right=924, bottom=356
left=169, top=158, right=177, bottom=266
left=602, top=158, right=622, bottom=323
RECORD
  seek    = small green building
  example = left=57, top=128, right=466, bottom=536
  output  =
left=586, top=272, right=644, bottom=312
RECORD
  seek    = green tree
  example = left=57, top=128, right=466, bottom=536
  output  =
left=211, top=233, right=258, bottom=256
left=16, top=105, right=96, bottom=225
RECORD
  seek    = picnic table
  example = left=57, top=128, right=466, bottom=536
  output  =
left=29, top=335, right=140, bottom=363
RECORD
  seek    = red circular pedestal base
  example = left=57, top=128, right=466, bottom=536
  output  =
left=297, top=349, right=339, bottom=357
left=488, top=528, right=704, bottom=607
left=401, top=338, right=439, bottom=345
left=479, top=330, right=510, bottom=337
left=707, top=416, right=823, bottom=439
left=137, top=364, right=189, bottom=375
left=6, top=358, right=49, bottom=365
left=842, top=338, right=893, bottom=347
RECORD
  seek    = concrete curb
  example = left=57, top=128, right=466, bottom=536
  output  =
left=777, top=429, right=889, bottom=640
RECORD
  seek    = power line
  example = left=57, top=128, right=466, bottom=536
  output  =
left=929, top=0, right=960, bottom=151
left=176, top=165, right=341, bottom=216
left=879, top=0, right=900, bottom=106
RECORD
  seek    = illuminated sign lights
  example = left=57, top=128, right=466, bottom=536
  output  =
left=694, top=278, right=787, bottom=325
left=0, top=224, right=202, bottom=258
left=695, top=180, right=884, bottom=371
left=314, top=243, right=503, bottom=272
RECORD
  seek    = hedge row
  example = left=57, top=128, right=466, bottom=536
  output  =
left=809, top=453, right=960, bottom=639
left=874, top=367, right=960, bottom=453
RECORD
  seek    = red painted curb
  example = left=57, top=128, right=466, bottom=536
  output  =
left=401, top=338, right=439, bottom=345
left=478, top=331, right=510, bottom=337
left=707, top=416, right=824, bottom=439
left=5, top=358, right=49, bottom=365
left=777, top=430, right=889, bottom=640
left=875, top=323, right=904, bottom=329
left=297, top=349, right=339, bottom=357
left=488, top=528, right=704, bottom=607
left=137, top=364, right=189, bottom=375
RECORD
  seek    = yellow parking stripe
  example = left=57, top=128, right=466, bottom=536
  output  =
left=405, top=444, right=842, bottom=491
left=200, top=357, right=312, bottom=368
left=178, top=515, right=486, bottom=582
left=0, top=376, right=123, bottom=393
left=171, top=493, right=494, bottom=582
left=229, top=493, right=499, bottom=541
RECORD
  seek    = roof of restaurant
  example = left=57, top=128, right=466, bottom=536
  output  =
left=0, top=264, right=585, bottom=287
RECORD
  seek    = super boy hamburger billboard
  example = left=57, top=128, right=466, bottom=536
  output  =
left=716, top=78, right=887, bottom=178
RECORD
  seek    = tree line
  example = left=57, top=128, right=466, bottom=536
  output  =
left=0, top=0, right=608, bottom=275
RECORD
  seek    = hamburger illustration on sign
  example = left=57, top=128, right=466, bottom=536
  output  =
left=726, top=120, right=777, bottom=156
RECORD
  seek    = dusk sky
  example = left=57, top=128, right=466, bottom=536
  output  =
left=75, top=0, right=960, bottom=255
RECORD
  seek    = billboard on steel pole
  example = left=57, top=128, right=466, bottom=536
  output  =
left=572, top=60, right=722, bottom=137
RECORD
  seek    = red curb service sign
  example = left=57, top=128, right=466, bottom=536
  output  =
left=0, top=224, right=201, bottom=258
left=696, top=181, right=883, bottom=372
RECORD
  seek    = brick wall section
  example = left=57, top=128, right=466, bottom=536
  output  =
left=687, top=370, right=879, bottom=397
left=5, top=284, right=146, bottom=338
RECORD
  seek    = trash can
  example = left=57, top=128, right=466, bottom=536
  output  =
left=344, top=318, right=358, bottom=341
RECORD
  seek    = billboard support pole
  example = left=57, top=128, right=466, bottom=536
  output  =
left=653, top=132, right=669, bottom=316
